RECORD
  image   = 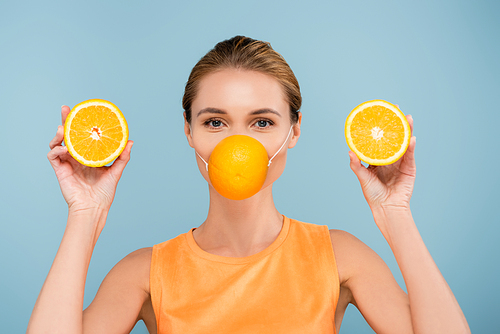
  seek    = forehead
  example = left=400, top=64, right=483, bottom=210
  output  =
left=191, top=68, right=288, bottom=115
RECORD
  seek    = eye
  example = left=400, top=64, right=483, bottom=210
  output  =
left=210, top=120, right=222, bottom=127
left=254, top=119, right=274, bottom=128
left=203, top=118, right=225, bottom=129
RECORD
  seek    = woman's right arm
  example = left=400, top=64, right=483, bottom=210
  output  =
left=27, top=106, right=145, bottom=333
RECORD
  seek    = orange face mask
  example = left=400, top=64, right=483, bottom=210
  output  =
left=192, top=126, right=293, bottom=200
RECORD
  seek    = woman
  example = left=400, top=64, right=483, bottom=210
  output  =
left=28, top=36, right=470, bottom=333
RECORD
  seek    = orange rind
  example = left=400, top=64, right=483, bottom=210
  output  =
left=345, top=100, right=411, bottom=165
left=64, top=99, right=128, bottom=167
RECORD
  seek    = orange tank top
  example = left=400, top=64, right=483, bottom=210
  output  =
left=150, top=216, right=340, bottom=334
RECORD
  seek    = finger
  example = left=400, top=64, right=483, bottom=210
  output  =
left=406, top=135, right=416, bottom=156
left=61, top=105, right=71, bottom=126
left=109, top=141, right=134, bottom=179
left=396, top=104, right=413, bottom=135
left=406, top=114, right=414, bottom=135
left=49, top=125, right=64, bottom=150
left=401, top=136, right=417, bottom=173
left=349, top=151, right=371, bottom=182
left=47, top=145, right=69, bottom=169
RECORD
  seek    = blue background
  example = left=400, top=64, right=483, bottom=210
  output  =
left=1, top=0, right=498, bottom=332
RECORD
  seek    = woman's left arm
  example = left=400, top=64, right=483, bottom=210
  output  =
left=348, top=114, right=470, bottom=334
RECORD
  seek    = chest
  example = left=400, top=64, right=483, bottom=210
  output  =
left=154, top=251, right=337, bottom=333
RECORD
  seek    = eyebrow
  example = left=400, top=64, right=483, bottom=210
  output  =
left=250, top=108, right=281, bottom=117
left=196, top=108, right=227, bottom=117
left=196, top=107, right=281, bottom=117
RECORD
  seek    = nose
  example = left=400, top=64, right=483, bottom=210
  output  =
left=226, top=128, right=269, bottom=149
left=227, top=124, right=250, bottom=137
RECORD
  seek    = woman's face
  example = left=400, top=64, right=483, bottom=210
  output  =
left=185, top=68, right=301, bottom=195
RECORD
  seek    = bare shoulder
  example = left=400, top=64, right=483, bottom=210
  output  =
left=328, top=228, right=360, bottom=245
left=120, top=247, right=153, bottom=268
left=328, top=229, right=374, bottom=261
left=111, top=247, right=153, bottom=292
left=328, top=229, right=389, bottom=285
left=83, top=247, right=154, bottom=333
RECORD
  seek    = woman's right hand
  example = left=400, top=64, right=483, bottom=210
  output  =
left=28, top=106, right=135, bottom=333
left=48, top=105, right=133, bottom=214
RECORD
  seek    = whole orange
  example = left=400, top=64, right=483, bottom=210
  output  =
left=208, top=135, right=269, bottom=200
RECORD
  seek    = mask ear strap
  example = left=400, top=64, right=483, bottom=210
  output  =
left=268, top=126, right=293, bottom=167
left=190, top=125, right=209, bottom=171
left=196, top=151, right=209, bottom=171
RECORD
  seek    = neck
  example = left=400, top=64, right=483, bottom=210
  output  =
left=192, top=185, right=283, bottom=257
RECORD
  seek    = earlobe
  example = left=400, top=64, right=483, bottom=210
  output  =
left=184, top=113, right=195, bottom=148
left=288, top=112, right=302, bottom=149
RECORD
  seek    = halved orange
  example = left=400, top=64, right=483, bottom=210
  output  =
left=64, top=99, right=129, bottom=167
left=345, top=100, right=411, bottom=166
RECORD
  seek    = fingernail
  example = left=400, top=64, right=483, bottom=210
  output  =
left=61, top=105, right=65, bottom=109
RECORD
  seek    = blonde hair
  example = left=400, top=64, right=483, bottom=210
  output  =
left=182, top=36, right=301, bottom=124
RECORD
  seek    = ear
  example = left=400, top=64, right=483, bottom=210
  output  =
left=288, top=111, right=302, bottom=149
left=184, top=112, right=194, bottom=148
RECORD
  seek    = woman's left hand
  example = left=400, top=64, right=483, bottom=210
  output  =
left=349, top=114, right=416, bottom=211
